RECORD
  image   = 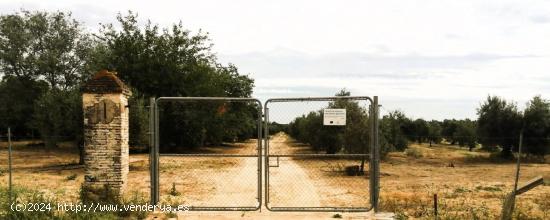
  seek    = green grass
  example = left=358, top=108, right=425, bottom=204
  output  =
left=475, top=185, right=502, bottom=192
left=0, top=186, right=149, bottom=220
left=65, top=174, right=77, bottom=181
left=454, top=187, right=471, bottom=193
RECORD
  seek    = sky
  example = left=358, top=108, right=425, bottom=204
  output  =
left=2, top=0, right=550, bottom=120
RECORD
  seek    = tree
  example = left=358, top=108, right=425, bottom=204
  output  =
left=477, top=96, right=522, bottom=158
left=413, top=119, right=429, bottom=143
left=523, top=96, right=550, bottom=158
left=0, top=10, right=87, bottom=137
left=0, top=10, right=91, bottom=164
left=453, top=119, right=477, bottom=151
left=0, top=76, right=48, bottom=137
left=31, top=89, right=82, bottom=148
left=427, top=120, right=442, bottom=147
left=94, top=12, right=256, bottom=152
left=0, top=10, right=91, bottom=89
left=380, top=110, right=410, bottom=152
left=330, top=89, right=369, bottom=154
left=441, top=119, right=459, bottom=144
left=287, top=89, right=371, bottom=155
left=128, top=89, right=149, bottom=151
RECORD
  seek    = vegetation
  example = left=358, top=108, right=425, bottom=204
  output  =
left=2, top=9, right=549, bottom=158
left=287, top=90, right=370, bottom=154
left=379, top=110, right=410, bottom=154
left=476, top=96, right=523, bottom=157
left=0, top=186, right=146, bottom=219
left=0, top=10, right=89, bottom=163
left=0, top=10, right=256, bottom=153
left=477, top=95, right=550, bottom=158
left=523, top=96, right=550, bottom=158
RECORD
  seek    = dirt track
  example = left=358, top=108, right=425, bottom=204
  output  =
left=266, top=133, right=322, bottom=207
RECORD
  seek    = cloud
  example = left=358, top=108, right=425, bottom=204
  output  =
left=221, top=49, right=534, bottom=79
left=530, top=15, right=550, bottom=24
left=2, top=0, right=549, bottom=120
left=220, top=49, right=550, bottom=120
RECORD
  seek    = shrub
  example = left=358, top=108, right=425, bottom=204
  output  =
left=169, top=183, right=180, bottom=196
left=0, top=187, right=57, bottom=219
left=65, top=174, right=77, bottom=181
left=404, top=148, right=423, bottom=158
left=129, top=91, right=149, bottom=152
left=31, top=89, right=82, bottom=148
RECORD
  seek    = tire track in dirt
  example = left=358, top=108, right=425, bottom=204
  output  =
left=267, top=133, right=321, bottom=207
left=208, top=143, right=259, bottom=207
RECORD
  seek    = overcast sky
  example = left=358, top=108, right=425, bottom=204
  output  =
left=2, top=0, right=550, bottom=120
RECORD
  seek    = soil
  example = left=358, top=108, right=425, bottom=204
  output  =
left=1, top=135, right=549, bottom=219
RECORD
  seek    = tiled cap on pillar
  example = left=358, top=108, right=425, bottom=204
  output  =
left=81, top=70, right=131, bottom=202
left=82, top=69, right=132, bottom=95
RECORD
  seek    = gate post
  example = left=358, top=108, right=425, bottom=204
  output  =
left=149, top=97, right=159, bottom=205
left=370, top=96, right=380, bottom=212
left=81, top=70, right=131, bottom=201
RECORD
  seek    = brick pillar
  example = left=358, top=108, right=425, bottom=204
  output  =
left=81, top=70, right=131, bottom=201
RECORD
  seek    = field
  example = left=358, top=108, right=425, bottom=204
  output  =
left=1, top=134, right=549, bottom=219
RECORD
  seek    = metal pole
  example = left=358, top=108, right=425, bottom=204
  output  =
left=369, top=99, right=377, bottom=211
left=8, top=127, right=13, bottom=203
left=149, top=98, right=155, bottom=205
left=264, top=107, right=270, bottom=207
left=373, top=96, right=380, bottom=212
left=256, top=101, right=262, bottom=209
left=154, top=99, right=160, bottom=204
left=361, top=105, right=371, bottom=173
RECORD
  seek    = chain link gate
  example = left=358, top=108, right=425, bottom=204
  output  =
left=149, top=96, right=380, bottom=212
left=264, top=96, right=379, bottom=212
left=150, top=97, right=263, bottom=211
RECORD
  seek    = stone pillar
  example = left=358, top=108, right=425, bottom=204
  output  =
left=81, top=70, right=131, bottom=201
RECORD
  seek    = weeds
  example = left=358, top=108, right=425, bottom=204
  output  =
left=0, top=184, right=151, bottom=219
left=475, top=185, right=501, bottom=192
left=65, top=174, right=77, bottom=181
left=166, top=211, right=177, bottom=218
left=405, top=148, right=423, bottom=158
left=169, top=182, right=180, bottom=196
left=453, top=187, right=471, bottom=194
left=378, top=186, right=548, bottom=220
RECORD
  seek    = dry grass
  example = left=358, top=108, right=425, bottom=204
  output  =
left=381, top=143, right=550, bottom=219
left=1, top=138, right=549, bottom=219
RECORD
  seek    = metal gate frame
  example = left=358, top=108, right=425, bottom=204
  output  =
left=149, top=96, right=380, bottom=212
left=150, top=97, right=263, bottom=211
left=264, top=96, right=380, bottom=212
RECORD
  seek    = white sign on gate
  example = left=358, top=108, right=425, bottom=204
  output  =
left=323, top=108, right=346, bottom=126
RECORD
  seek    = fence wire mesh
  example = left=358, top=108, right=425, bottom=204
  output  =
left=153, top=97, right=262, bottom=211
left=0, top=134, right=88, bottom=206
left=264, top=97, right=375, bottom=211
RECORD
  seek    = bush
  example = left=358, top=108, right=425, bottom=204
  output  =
left=31, top=89, right=82, bottom=148
left=287, top=90, right=371, bottom=154
left=129, top=91, right=149, bottom=152
left=169, top=182, right=180, bottom=196
left=0, top=187, right=57, bottom=219
left=65, top=174, right=77, bottom=181
left=404, top=148, right=423, bottom=158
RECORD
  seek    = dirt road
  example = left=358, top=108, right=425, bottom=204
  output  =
left=266, top=133, right=321, bottom=207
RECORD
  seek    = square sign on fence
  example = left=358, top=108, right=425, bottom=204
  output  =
left=323, top=108, right=346, bottom=126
